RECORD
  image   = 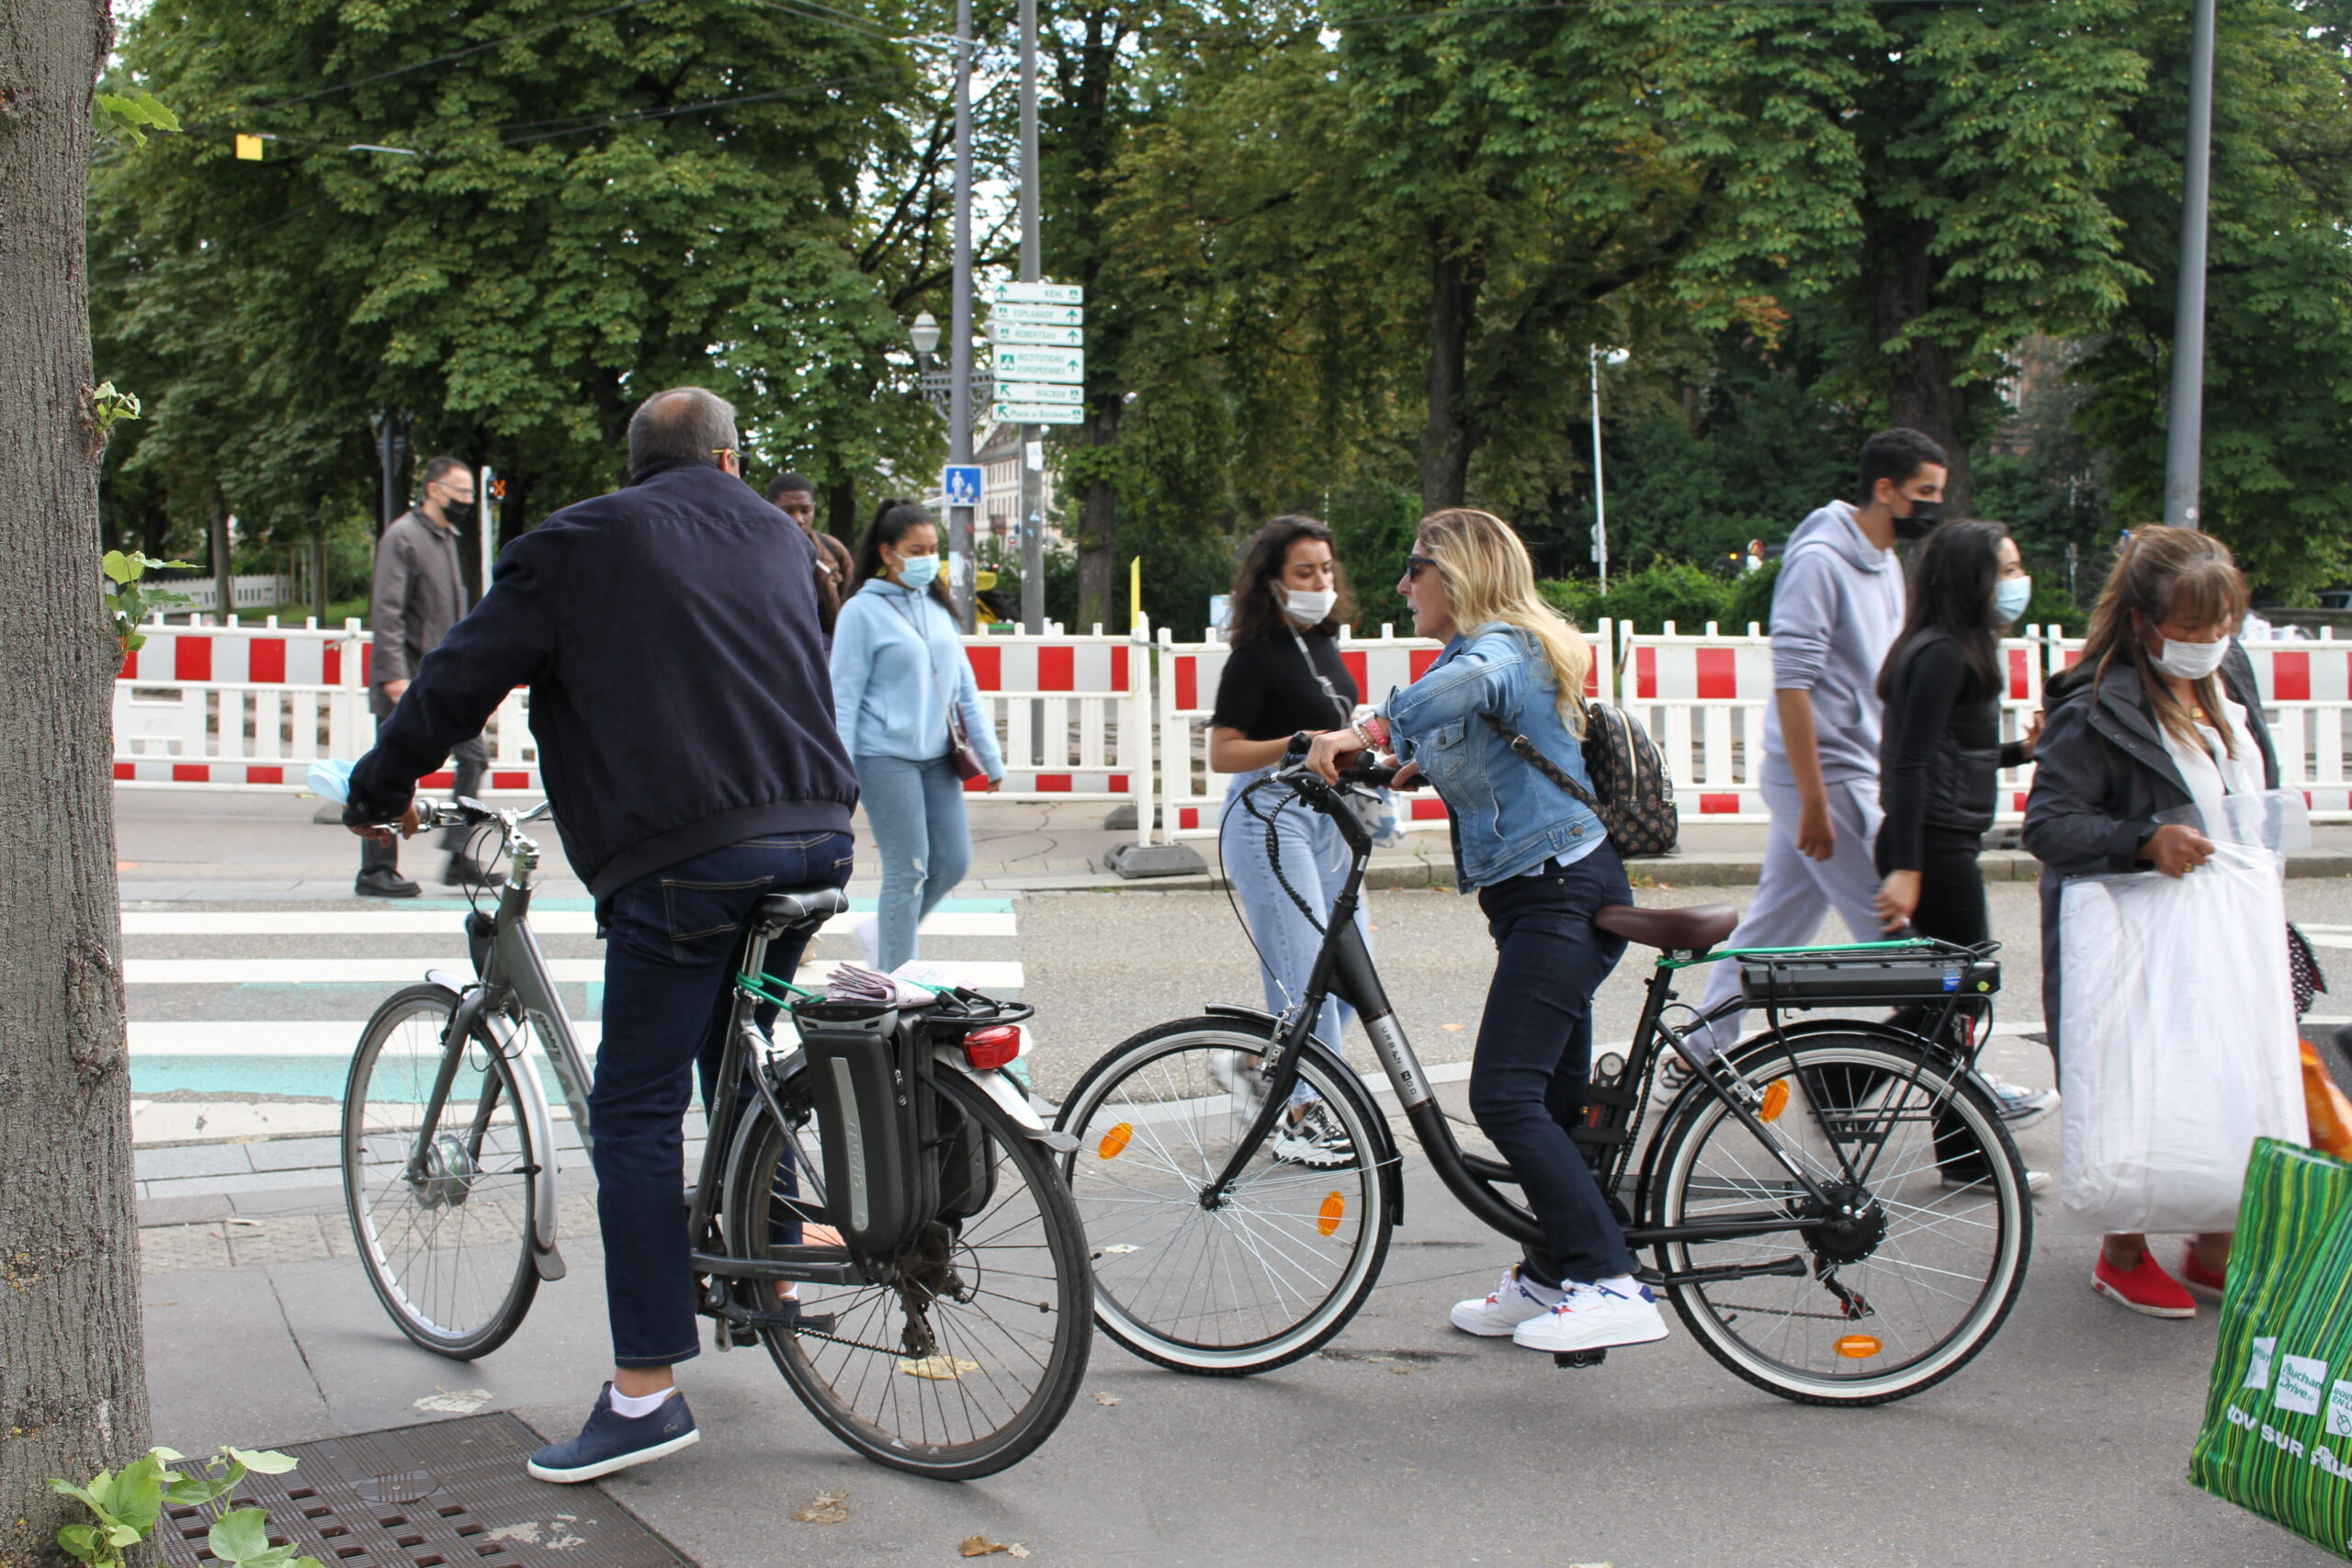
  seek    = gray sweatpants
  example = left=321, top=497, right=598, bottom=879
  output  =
left=1691, top=768, right=1884, bottom=1055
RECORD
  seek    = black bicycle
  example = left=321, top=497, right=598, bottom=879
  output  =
left=1053, top=750, right=2032, bottom=1404
left=333, top=789, right=1092, bottom=1478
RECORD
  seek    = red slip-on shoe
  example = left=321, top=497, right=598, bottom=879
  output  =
left=2180, top=1249, right=2229, bottom=1302
left=2093, top=1251, right=2198, bottom=1318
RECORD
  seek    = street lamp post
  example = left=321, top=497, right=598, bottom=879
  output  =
left=909, top=311, right=994, bottom=420
left=1589, top=346, right=1629, bottom=593
left=947, top=0, right=977, bottom=627
left=2163, top=0, right=2219, bottom=529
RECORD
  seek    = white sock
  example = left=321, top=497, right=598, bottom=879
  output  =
left=608, top=1386, right=675, bottom=1419
left=1595, top=1274, right=1642, bottom=1297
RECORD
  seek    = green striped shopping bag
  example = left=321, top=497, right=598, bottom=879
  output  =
left=2191, top=1137, right=2352, bottom=1555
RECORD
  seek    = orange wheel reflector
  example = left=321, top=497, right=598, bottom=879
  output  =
left=1317, top=1191, right=1347, bottom=1236
left=1758, top=1080, right=1791, bottom=1122
left=1835, top=1335, right=1883, bottom=1359
left=1097, top=1122, right=1133, bottom=1161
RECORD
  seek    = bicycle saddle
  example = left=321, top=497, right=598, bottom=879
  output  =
left=757, top=886, right=851, bottom=926
left=1594, top=903, right=1738, bottom=953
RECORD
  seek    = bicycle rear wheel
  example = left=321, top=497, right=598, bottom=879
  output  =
left=1055, top=1017, right=1393, bottom=1375
left=342, top=985, right=539, bottom=1359
left=1649, top=1031, right=2030, bottom=1405
left=728, top=1063, right=1091, bottom=1480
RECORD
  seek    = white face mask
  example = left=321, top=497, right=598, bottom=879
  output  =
left=1283, top=587, right=1337, bottom=626
left=2151, top=634, right=2228, bottom=681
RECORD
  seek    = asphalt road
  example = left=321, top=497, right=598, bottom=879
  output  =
left=121, top=790, right=2352, bottom=1566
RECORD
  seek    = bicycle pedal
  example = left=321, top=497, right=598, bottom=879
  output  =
left=1552, top=1349, right=1608, bottom=1370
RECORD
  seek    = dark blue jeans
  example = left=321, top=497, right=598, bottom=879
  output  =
left=592, top=831, right=854, bottom=1368
left=1471, top=844, right=1637, bottom=1288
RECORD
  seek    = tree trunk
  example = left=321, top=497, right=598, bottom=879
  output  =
left=827, top=474, right=860, bottom=547
left=1074, top=397, right=1120, bottom=631
left=0, top=0, right=155, bottom=1559
left=1872, top=216, right=1974, bottom=515
left=311, top=526, right=329, bottom=624
left=1418, top=238, right=1483, bottom=513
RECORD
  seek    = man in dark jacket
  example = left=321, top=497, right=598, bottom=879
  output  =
left=345, top=387, right=857, bottom=1483
left=766, top=470, right=853, bottom=636
left=360, top=456, right=492, bottom=896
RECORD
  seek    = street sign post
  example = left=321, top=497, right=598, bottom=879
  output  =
left=942, top=464, right=984, bottom=509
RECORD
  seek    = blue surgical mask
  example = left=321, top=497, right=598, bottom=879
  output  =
left=1993, top=575, right=2032, bottom=626
left=897, top=553, right=940, bottom=590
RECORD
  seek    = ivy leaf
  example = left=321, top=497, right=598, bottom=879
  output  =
left=102, top=549, right=135, bottom=584
left=208, top=1507, right=273, bottom=1563
left=55, top=1524, right=102, bottom=1565
left=224, top=1449, right=300, bottom=1476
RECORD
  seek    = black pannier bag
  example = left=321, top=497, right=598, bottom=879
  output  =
left=793, top=999, right=938, bottom=1255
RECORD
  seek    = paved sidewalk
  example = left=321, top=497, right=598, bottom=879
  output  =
left=115, top=786, right=2352, bottom=897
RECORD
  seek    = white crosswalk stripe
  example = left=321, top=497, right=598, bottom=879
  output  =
left=125, top=896, right=1026, bottom=1156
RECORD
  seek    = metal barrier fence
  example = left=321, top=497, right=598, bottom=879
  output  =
left=113, top=614, right=2352, bottom=829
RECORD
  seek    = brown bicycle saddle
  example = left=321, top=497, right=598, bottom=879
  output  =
left=1593, top=903, right=1739, bottom=953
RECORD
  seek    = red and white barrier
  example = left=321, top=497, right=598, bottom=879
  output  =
left=962, top=626, right=1149, bottom=801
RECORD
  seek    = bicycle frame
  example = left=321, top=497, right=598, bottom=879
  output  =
left=1216, top=766, right=1993, bottom=1290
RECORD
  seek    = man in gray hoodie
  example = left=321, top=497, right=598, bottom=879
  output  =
left=1684, top=429, right=1946, bottom=1055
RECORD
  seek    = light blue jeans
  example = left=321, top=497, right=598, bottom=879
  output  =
left=855, top=752, right=973, bottom=973
left=1220, top=769, right=1370, bottom=1048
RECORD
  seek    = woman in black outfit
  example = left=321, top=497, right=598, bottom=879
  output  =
left=1871, top=522, right=2052, bottom=1180
left=1872, top=520, right=2039, bottom=947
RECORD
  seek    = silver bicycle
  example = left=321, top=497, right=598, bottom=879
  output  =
left=334, top=792, right=1093, bottom=1478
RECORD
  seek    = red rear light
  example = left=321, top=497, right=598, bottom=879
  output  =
left=963, top=1025, right=1023, bottom=1071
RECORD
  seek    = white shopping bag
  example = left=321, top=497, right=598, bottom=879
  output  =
left=2058, top=835, right=2305, bottom=1234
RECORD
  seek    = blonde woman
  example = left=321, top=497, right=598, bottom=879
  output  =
left=1307, top=508, right=1662, bottom=1359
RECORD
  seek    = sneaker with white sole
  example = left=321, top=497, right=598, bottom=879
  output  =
left=847, top=913, right=880, bottom=968
left=1449, top=1264, right=1564, bottom=1337
left=1979, top=1073, right=2057, bottom=1129
left=526, top=1385, right=699, bottom=1483
left=1272, top=1100, right=1355, bottom=1168
left=1511, top=1277, right=1671, bottom=1354
left=1656, top=1054, right=1697, bottom=1097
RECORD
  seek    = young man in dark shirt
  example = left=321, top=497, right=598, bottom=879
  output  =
left=767, top=471, right=854, bottom=634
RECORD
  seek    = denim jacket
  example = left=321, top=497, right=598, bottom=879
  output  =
left=1380, top=623, right=1606, bottom=892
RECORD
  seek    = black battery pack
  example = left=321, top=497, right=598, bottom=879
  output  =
left=1739, top=952, right=2001, bottom=1010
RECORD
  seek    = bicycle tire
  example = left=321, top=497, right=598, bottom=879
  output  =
left=342, top=985, right=540, bottom=1359
left=1649, top=1031, right=2030, bottom=1405
left=728, top=1061, right=1091, bottom=1481
left=1055, top=1016, right=1393, bottom=1376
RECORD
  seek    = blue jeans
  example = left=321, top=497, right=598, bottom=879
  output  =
left=1471, top=845, right=1636, bottom=1287
left=855, top=753, right=972, bottom=972
left=593, top=831, right=854, bottom=1368
left=1220, top=770, right=1367, bottom=1046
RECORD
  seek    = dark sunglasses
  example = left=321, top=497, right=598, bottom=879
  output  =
left=1403, top=553, right=1440, bottom=581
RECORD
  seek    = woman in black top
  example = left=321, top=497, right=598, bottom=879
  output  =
left=1872, top=520, right=2040, bottom=946
left=1208, top=515, right=1368, bottom=1168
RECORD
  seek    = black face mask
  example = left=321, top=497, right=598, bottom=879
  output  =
left=438, top=498, right=475, bottom=527
left=1892, top=496, right=1942, bottom=541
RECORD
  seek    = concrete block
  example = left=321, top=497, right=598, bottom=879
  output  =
left=1104, top=841, right=1209, bottom=879
left=243, top=1135, right=344, bottom=1173
left=136, top=1143, right=254, bottom=1181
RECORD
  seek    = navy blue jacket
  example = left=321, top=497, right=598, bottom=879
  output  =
left=348, top=459, right=857, bottom=897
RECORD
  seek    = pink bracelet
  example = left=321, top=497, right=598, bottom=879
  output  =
left=1357, top=714, right=1389, bottom=750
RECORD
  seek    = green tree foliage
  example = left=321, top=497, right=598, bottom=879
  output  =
left=92, top=0, right=953, bottom=567
left=2075, top=0, right=2352, bottom=600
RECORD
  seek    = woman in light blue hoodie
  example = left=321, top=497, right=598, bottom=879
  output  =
left=831, top=501, right=1003, bottom=972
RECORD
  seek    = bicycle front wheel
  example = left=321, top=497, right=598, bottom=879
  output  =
left=728, top=1063, right=1091, bottom=1481
left=342, top=985, right=540, bottom=1359
left=1649, top=1031, right=2030, bottom=1405
left=1055, top=1017, right=1393, bottom=1375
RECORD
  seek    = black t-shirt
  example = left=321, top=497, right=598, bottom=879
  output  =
left=1210, top=631, right=1362, bottom=739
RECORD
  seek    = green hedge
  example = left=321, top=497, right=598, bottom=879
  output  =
left=1542, top=559, right=1779, bottom=636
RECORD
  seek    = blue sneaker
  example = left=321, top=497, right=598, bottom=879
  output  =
left=526, top=1385, right=699, bottom=1483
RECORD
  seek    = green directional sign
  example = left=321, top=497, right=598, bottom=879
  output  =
left=997, top=381, right=1084, bottom=404
left=994, top=401, right=1085, bottom=424
left=995, top=346, right=1084, bottom=382
left=992, top=302, right=1083, bottom=326
left=986, top=279, right=1084, bottom=306
left=989, top=322, right=1084, bottom=347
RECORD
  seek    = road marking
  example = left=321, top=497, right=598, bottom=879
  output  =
left=125, top=956, right=1026, bottom=987
left=121, top=909, right=1016, bottom=937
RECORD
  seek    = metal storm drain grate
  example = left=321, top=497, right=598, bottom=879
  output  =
left=155, top=1414, right=688, bottom=1568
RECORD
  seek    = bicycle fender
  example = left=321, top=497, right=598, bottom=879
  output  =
left=931, top=1048, right=1080, bottom=1154
left=422, top=968, right=469, bottom=998
left=478, top=1009, right=568, bottom=1280
left=1202, top=1005, right=1407, bottom=1227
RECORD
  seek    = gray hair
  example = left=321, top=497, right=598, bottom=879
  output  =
left=627, top=387, right=739, bottom=471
